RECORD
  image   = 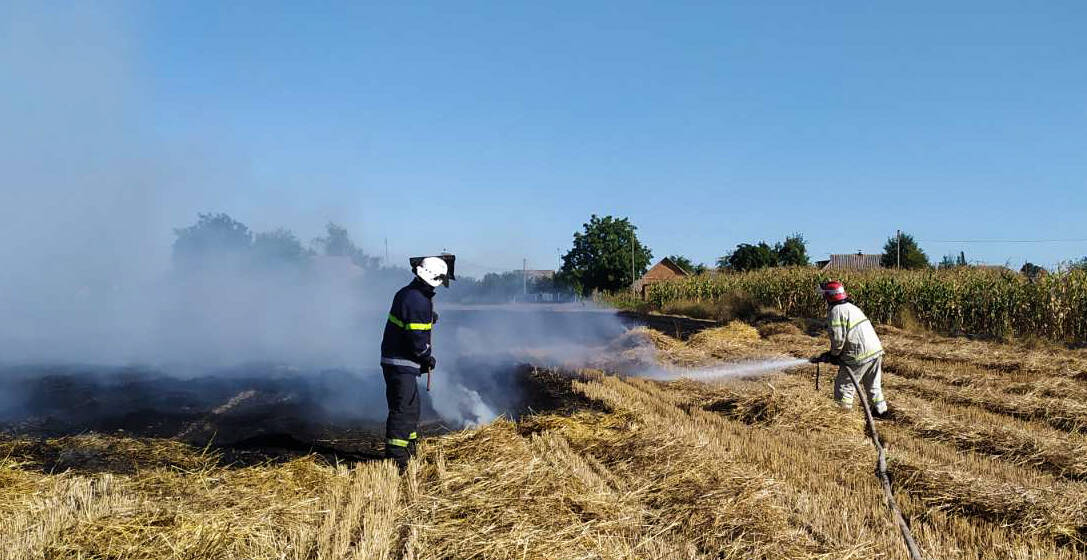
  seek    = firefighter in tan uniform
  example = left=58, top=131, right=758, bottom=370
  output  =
left=811, top=280, right=889, bottom=417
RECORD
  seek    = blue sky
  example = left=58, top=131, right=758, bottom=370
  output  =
left=5, top=1, right=1086, bottom=276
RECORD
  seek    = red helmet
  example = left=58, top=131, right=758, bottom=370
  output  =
left=821, top=280, right=848, bottom=303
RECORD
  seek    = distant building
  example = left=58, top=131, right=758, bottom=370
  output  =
left=818, top=252, right=883, bottom=271
left=523, top=269, right=555, bottom=281
left=510, top=269, right=568, bottom=303
left=633, top=257, right=692, bottom=299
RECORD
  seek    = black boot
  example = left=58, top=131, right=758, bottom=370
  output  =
left=386, top=443, right=409, bottom=471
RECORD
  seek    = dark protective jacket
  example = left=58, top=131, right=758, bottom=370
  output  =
left=380, top=278, right=435, bottom=371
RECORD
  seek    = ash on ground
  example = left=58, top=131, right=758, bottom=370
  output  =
left=0, top=363, right=595, bottom=468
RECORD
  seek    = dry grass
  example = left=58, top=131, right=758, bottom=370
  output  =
left=0, top=433, right=216, bottom=473
left=613, top=322, right=777, bottom=368
left=890, top=397, right=1087, bottom=480
left=686, top=321, right=765, bottom=360
left=888, top=373, right=1087, bottom=433
left=4, top=317, right=1087, bottom=558
left=613, top=325, right=711, bottom=367
left=876, top=325, right=1087, bottom=377
left=0, top=451, right=400, bottom=560
left=892, top=455, right=1087, bottom=543
left=659, top=292, right=758, bottom=323
left=755, top=320, right=804, bottom=338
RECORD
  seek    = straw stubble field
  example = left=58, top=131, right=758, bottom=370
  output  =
left=3, top=320, right=1087, bottom=559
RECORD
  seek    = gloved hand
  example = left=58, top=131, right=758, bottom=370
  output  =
left=420, top=355, right=437, bottom=373
left=432, top=311, right=439, bottom=324
left=810, top=351, right=841, bottom=365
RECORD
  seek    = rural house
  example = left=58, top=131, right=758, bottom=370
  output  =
left=524, top=269, right=556, bottom=282
left=633, top=257, right=691, bottom=299
left=817, top=252, right=883, bottom=271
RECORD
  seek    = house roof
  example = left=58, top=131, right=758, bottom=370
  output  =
left=633, top=258, right=691, bottom=287
left=655, top=257, right=693, bottom=276
left=632, top=258, right=693, bottom=295
left=822, top=253, right=883, bottom=271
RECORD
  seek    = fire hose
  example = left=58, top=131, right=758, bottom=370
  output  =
left=812, top=356, right=924, bottom=560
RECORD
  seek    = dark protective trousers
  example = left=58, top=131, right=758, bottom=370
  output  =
left=383, top=365, right=421, bottom=468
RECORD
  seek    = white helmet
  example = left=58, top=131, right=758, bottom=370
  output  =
left=415, top=256, right=449, bottom=288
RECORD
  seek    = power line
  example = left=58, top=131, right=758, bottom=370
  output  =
left=923, top=238, right=1087, bottom=244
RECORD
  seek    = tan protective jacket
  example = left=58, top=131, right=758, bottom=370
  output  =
left=827, top=301, right=883, bottom=365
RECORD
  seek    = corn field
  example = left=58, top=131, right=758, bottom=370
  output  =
left=644, top=267, right=1087, bottom=344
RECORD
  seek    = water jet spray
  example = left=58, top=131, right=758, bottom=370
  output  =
left=645, top=357, right=809, bottom=382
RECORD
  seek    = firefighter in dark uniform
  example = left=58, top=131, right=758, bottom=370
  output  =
left=380, top=256, right=449, bottom=469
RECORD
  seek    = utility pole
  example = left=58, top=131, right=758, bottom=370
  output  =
left=896, top=229, right=901, bottom=269
left=630, top=234, right=636, bottom=293
left=384, top=237, right=389, bottom=267
left=523, top=258, right=527, bottom=296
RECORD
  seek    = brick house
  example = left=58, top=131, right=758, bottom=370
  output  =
left=633, top=257, right=692, bottom=299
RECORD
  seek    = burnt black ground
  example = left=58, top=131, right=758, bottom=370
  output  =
left=0, top=363, right=596, bottom=469
left=1, top=306, right=639, bottom=469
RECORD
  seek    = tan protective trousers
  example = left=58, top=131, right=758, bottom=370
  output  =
left=834, top=356, right=888, bottom=414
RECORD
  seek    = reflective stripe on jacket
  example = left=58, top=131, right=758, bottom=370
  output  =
left=381, top=278, right=435, bottom=369
left=827, top=301, right=883, bottom=365
left=381, top=357, right=422, bottom=369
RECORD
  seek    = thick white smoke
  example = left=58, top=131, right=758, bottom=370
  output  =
left=0, top=5, right=637, bottom=434
left=423, top=306, right=629, bottom=426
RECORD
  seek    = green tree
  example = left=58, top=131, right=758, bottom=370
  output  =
left=667, top=255, right=707, bottom=275
left=558, top=215, right=652, bottom=295
left=172, top=213, right=253, bottom=267
left=252, top=228, right=307, bottom=266
left=718, top=242, right=777, bottom=272
left=479, top=272, right=523, bottom=300
left=312, top=222, right=380, bottom=269
left=939, top=251, right=969, bottom=270
left=1067, top=257, right=1087, bottom=272
left=880, top=232, right=929, bottom=269
left=1020, top=262, right=1047, bottom=281
left=774, top=234, right=809, bottom=266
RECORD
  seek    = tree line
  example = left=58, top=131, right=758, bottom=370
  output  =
left=171, top=213, right=567, bottom=303
left=173, top=212, right=1085, bottom=299
left=172, top=213, right=381, bottom=271
left=555, top=215, right=1086, bottom=296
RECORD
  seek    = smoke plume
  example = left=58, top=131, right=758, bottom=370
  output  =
left=0, top=5, right=636, bottom=436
